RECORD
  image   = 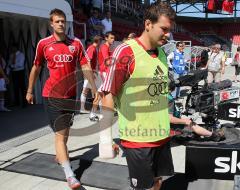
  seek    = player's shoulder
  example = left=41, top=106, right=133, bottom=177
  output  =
left=37, top=35, right=55, bottom=47
left=100, top=43, right=108, bottom=49
left=112, top=43, right=133, bottom=58
left=67, top=36, right=84, bottom=47
left=87, top=44, right=96, bottom=51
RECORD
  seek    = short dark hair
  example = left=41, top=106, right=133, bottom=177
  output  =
left=128, top=33, right=137, bottom=39
left=237, top=47, right=240, bottom=52
left=176, top=41, right=184, bottom=47
left=93, top=35, right=102, bottom=43
left=143, top=1, right=176, bottom=24
left=105, top=31, right=115, bottom=38
left=49, top=9, right=66, bottom=21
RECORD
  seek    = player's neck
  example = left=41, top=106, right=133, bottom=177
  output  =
left=138, top=33, right=156, bottom=50
left=105, top=42, right=110, bottom=47
left=53, top=33, right=66, bottom=42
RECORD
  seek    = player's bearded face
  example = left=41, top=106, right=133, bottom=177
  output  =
left=51, top=15, right=66, bottom=34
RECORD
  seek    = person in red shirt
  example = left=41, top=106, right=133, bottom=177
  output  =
left=98, top=31, right=115, bottom=81
left=222, top=0, right=234, bottom=14
left=100, top=2, right=176, bottom=190
left=80, top=35, right=103, bottom=121
left=26, top=9, right=99, bottom=189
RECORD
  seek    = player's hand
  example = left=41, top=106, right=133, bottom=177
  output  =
left=93, top=72, right=97, bottom=80
left=93, top=91, right=100, bottom=104
left=26, top=92, right=34, bottom=104
left=182, top=118, right=192, bottom=126
left=112, top=143, right=120, bottom=156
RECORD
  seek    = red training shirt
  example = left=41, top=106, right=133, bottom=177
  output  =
left=222, top=0, right=234, bottom=14
left=34, top=35, right=89, bottom=98
left=81, top=44, right=98, bottom=71
left=98, top=43, right=110, bottom=73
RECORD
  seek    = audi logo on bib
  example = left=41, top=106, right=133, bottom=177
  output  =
left=147, top=82, right=168, bottom=96
left=53, top=54, right=73, bottom=62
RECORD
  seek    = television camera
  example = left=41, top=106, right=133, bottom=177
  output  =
left=171, top=69, right=240, bottom=131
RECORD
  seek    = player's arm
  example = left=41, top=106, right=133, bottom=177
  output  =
left=169, top=114, right=191, bottom=125
left=26, top=42, right=44, bottom=104
left=102, top=45, right=111, bottom=68
left=81, top=64, right=99, bottom=101
left=26, top=65, right=42, bottom=104
left=79, top=43, right=99, bottom=102
left=99, top=44, right=132, bottom=158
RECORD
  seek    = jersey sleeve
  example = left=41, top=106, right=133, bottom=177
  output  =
left=78, top=40, right=90, bottom=66
left=80, top=45, right=93, bottom=65
left=33, top=41, right=45, bottom=66
left=101, top=45, right=109, bottom=60
left=101, top=43, right=134, bottom=96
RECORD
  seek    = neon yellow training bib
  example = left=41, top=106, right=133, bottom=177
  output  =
left=115, top=39, right=170, bottom=142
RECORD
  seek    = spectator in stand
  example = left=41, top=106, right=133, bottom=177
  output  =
left=9, top=44, right=27, bottom=107
left=222, top=0, right=234, bottom=14
left=232, top=47, right=240, bottom=82
left=98, top=31, right=115, bottom=81
left=87, top=8, right=104, bottom=39
left=101, top=11, right=112, bottom=35
left=0, top=53, right=10, bottom=111
left=205, top=43, right=225, bottom=83
left=127, top=33, right=137, bottom=40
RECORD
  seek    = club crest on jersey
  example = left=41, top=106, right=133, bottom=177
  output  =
left=68, top=46, right=75, bottom=53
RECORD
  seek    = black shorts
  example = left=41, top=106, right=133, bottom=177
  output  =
left=123, top=142, right=174, bottom=189
left=44, top=97, right=76, bottom=132
left=235, top=65, right=240, bottom=75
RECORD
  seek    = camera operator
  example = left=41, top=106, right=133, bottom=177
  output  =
left=205, top=43, right=225, bottom=83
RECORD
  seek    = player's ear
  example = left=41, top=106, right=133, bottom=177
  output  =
left=50, top=21, right=53, bottom=28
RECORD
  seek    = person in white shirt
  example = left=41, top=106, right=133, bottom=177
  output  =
left=101, top=11, right=112, bottom=35
left=205, top=43, right=225, bottom=83
left=9, top=45, right=27, bottom=107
